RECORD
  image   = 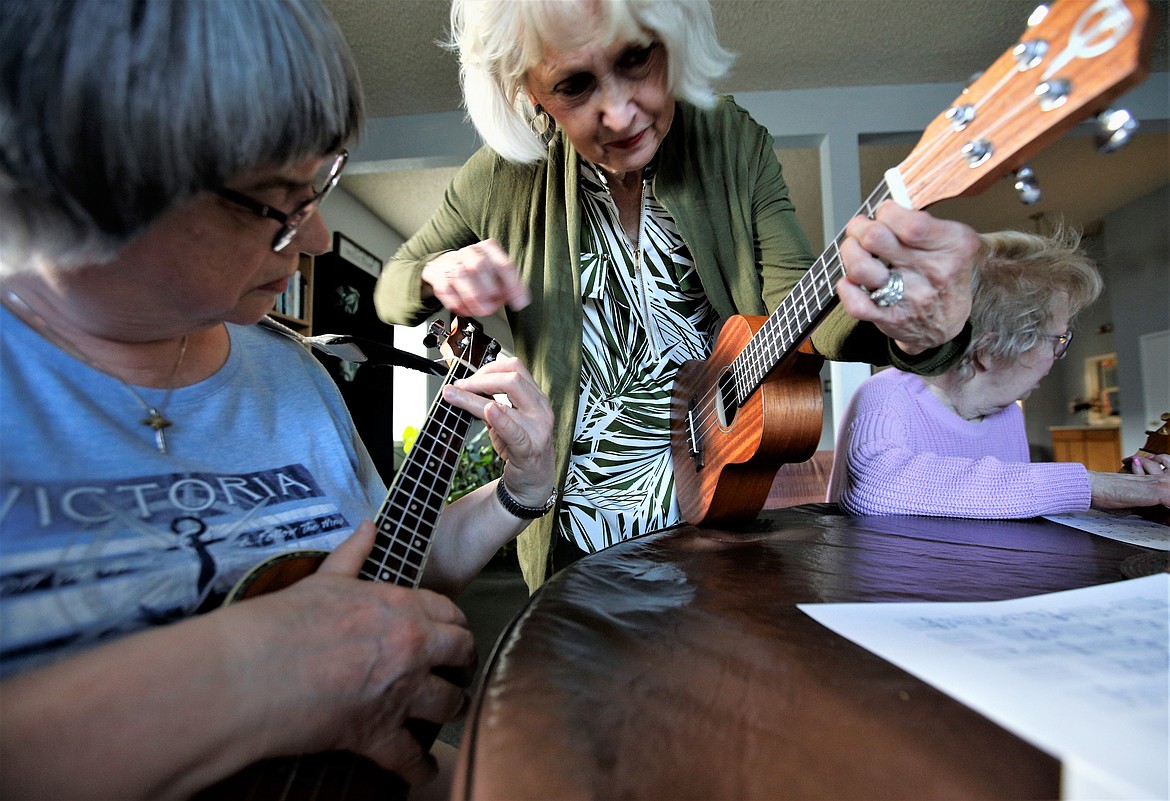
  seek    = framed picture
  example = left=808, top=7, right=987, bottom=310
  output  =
left=1083, top=353, right=1120, bottom=424
left=333, top=231, right=382, bottom=278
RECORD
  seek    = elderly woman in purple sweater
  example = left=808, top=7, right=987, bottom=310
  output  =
left=828, top=229, right=1169, bottom=518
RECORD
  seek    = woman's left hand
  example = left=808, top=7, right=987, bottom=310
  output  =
left=838, top=201, right=980, bottom=355
left=1124, top=453, right=1170, bottom=476
left=441, top=355, right=555, bottom=508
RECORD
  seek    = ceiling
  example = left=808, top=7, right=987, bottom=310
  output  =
left=325, top=0, right=1169, bottom=244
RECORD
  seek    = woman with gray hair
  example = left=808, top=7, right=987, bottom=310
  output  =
left=0, top=0, right=555, bottom=797
left=376, top=0, right=982, bottom=590
left=827, top=228, right=1169, bottom=517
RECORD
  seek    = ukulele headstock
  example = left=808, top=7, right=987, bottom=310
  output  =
left=425, top=316, right=501, bottom=379
left=892, top=0, right=1155, bottom=210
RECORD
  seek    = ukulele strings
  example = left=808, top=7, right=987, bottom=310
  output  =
left=364, top=350, right=475, bottom=587
left=685, top=38, right=1042, bottom=444
left=683, top=94, right=996, bottom=437
left=684, top=178, right=895, bottom=438
left=275, top=353, right=480, bottom=801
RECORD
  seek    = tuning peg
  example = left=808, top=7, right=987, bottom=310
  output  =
left=961, top=138, right=993, bottom=168
left=1013, top=39, right=1048, bottom=71
left=946, top=104, right=975, bottom=131
left=1034, top=78, right=1070, bottom=111
left=423, top=319, right=447, bottom=348
left=1026, top=5, right=1051, bottom=28
left=1094, top=108, right=1139, bottom=154
left=1013, top=166, right=1041, bottom=204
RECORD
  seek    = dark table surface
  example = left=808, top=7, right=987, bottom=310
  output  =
left=452, top=504, right=1159, bottom=801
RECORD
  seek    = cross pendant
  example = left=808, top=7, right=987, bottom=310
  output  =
left=142, top=409, right=173, bottom=454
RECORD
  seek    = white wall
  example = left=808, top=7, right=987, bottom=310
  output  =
left=320, top=186, right=404, bottom=260
left=1102, top=184, right=1170, bottom=454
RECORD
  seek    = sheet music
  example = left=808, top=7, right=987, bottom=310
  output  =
left=1045, top=509, right=1170, bottom=551
left=799, top=574, right=1169, bottom=801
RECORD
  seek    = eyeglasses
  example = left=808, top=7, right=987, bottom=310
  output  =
left=1038, top=329, right=1074, bottom=359
left=214, top=150, right=348, bottom=252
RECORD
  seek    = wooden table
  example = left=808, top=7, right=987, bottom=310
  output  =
left=452, top=504, right=1157, bottom=801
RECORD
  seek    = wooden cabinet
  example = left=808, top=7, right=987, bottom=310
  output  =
left=1050, top=426, right=1121, bottom=472
left=270, top=254, right=314, bottom=334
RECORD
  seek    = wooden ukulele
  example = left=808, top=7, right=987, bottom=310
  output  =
left=197, top=317, right=499, bottom=800
left=671, top=0, right=1156, bottom=526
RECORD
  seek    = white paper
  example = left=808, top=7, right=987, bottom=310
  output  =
left=799, top=575, right=1169, bottom=800
left=1045, top=510, right=1170, bottom=551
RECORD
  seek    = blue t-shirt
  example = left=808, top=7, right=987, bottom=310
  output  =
left=0, top=305, right=386, bottom=676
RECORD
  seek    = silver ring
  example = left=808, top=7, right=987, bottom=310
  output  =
left=868, top=270, right=905, bottom=307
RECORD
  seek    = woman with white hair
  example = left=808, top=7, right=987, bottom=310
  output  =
left=828, top=229, right=1169, bottom=517
left=376, top=0, right=982, bottom=589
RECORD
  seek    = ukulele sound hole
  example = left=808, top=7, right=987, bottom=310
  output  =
left=716, top=369, right=740, bottom=428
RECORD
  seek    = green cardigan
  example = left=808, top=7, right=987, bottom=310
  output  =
left=374, top=97, right=966, bottom=590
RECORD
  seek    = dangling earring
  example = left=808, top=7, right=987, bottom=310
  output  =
left=530, top=104, right=556, bottom=148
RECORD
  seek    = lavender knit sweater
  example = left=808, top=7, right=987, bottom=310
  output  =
left=827, top=369, right=1092, bottom=517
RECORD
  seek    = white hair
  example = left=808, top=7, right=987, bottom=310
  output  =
left=449, top=0, right=736, bottom=163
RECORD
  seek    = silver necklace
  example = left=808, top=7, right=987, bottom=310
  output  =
left=2, top=289, right=191, bottom=454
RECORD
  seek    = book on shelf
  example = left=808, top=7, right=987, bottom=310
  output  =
left=275, top=269, right=307, bottom=320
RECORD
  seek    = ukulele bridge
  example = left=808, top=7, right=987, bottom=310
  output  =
left=685, top=397, right=705, bottom=469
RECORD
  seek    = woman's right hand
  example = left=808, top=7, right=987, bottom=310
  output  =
left=421, top=239, right=530, bottom=317
left=839, top=202, right=978, bottom=355
left=233, top=521, right=476, bottom=787
left=0, top=522, right=474, bottom=801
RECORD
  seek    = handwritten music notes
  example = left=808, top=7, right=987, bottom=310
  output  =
left=1044, top=509, right=1170, bottom=551
left=800, top=574, right=1169, bottom=800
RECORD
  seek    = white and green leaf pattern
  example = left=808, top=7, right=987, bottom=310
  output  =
left=557, top=163, right=718, bottom=553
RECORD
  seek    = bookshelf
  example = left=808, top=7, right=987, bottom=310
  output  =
left=271, top=254, right=315, bottom=334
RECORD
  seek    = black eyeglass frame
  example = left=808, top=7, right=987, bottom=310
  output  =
left=1038, top=329, right=1074, bottom=360
left=214, top=149, right=348, bottom=252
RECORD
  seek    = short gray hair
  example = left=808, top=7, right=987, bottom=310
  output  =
left=449, top=0, right=735, bottom=163
left=953, top=228, right=1103, bottom=381
left=0, top=0, right=364, bottom=273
